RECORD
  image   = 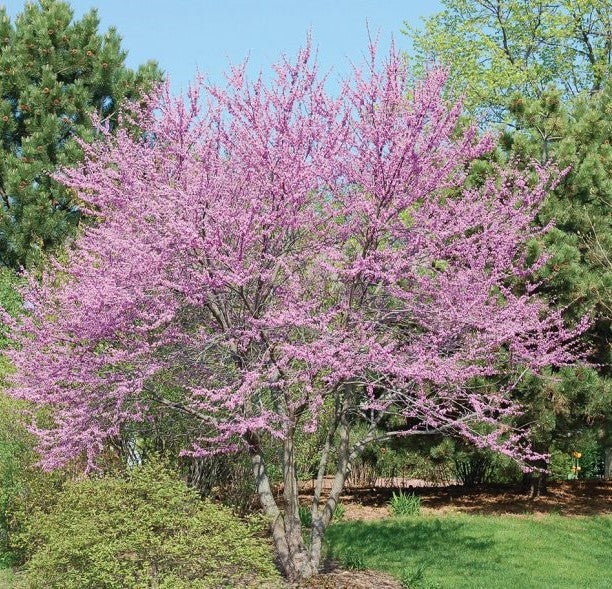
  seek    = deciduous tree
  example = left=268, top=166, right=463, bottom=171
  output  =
left=405, top=0, right=611, bottom=120
left=2, top=44, right=587, bottom=580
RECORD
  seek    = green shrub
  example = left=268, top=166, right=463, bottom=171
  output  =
left=299, top=501, right=344, bottom=528
left=453, top=450, right=494, bottom=487
left=299, top=504, right=313, bottom=528
left=549, top=448, right=573, bottom=480
left=23, top=461, right=279, bottom=588
left=329, top=547, right=366, bottom=570
left=401, top=564, right=444, bottom=589
left=333, top=501, right=346, bottom=521
left=389, top=491, right=421, bottom=517
left=0, top=388, right=68, bottom=567
left=549, top=432, right=607, bottom=480
left=576, top=437, right=605, bottom=479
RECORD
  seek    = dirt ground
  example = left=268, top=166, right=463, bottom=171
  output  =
left=338, top=479, right=612, bottom=520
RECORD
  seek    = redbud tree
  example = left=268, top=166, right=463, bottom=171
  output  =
left=2, top=44, right=587, bottom=580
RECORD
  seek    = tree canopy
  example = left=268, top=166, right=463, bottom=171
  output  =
left=405, top=0, right=611, bottom=120
left=1, top=44, right=588, bottom=580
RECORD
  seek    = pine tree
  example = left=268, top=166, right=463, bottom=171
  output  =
left=506, top=82, right=611, bottom=370
left=0, top=0, right=161, bottom=268
left=407, top=1, right=611, bottom=489
left=504, top=83, right=611, bottom=490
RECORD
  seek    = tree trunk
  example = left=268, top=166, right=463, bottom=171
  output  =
left=523, top=470, right=548, bottom=498
left=249, top=442, right=319, bottom=581
left=247, top=400, right=368, bottom=581
left=522, top=457, right=548, bottom=498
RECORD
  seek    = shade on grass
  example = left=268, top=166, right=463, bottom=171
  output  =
left=326, top=514, right=612, bottom=589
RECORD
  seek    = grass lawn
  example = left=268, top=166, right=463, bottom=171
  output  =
left=326, top=513, right=612, bottom=589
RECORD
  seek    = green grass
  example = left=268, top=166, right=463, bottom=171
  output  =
left=326, top=514, right=612, bottom=589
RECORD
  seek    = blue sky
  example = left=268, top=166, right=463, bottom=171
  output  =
left=6, top=0, right=442, bottom=93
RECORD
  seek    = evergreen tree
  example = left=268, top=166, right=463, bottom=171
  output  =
left=507, top=82, right=611, bottom=370
left=406, top=1, right=611, bottom=490
left=0, top=0, right=161, bottom=268
left=506, top=83, right=611, bottom=490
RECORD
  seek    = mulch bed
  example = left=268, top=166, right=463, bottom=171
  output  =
left=293, top=569, right=403, bottom=589
left=338, top=479, right=612, bottom=518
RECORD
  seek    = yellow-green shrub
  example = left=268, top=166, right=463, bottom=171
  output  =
left=23, top=461, right=279, bottom=588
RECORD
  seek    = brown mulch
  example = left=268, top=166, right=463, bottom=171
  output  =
left=293, top=569, right=403, bottom=589
left=337, top=479, right=612, bottom=518
left=259, top=565, right=403, bottom=589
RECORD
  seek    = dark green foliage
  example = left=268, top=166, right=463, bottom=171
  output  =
left=349, top=436, right=522, bottom=488
left=577, top=436, right=606, bottom=478
left=349, top=437, right=457, bottom=486
left=508, top=82, right=611, bottom=365
left=404, top=1, right=611, bottom=484
left=505, top=83, right=611, bottom=475
left=0, top=0, right=161, bottom=268
left=549, top=430, right=606, bottom=480
left=298, top=504, right=312, bottom=528
left=22, top=461, right=279, bottom=589
left=453, top=452, right=494, bottom=488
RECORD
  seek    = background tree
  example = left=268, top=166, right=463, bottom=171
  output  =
left=407, top=0, right=611, bottom=491
left=0, top=0, right=161, bottom=268
left=404, top=0, right=611, bottom=121
left=507, top=82, right=611, bottom=360
left=502, top=81, right=611, bottom=491
left=2, top=45, right=587, bottom=580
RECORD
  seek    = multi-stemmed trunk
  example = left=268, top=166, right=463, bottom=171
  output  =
left=248, top=413, right=365, bottom=581
left=250, top=442, right=321, bottom=580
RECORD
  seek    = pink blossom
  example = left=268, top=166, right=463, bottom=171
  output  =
left=3, top=43, right=586, bottom=477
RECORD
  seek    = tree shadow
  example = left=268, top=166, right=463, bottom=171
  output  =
left=326, top=517, right=495, bottom=572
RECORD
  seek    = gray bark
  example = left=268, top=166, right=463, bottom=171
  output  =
left=250, top=446, right=317, bottom=581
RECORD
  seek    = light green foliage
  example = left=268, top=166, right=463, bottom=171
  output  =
left=0, top=0, right=162, bottom=268
left=0, top=392, right=31, bottom=565
left=0, top=567, right=27, bottom=587
left=405, top=0, right=611, bottom=120
left=548, top=447, right=575, bottom=479
left=0, top=267, right=42, bottom=567
left=327, top=546, right=366, bottom=571
left=333, top=501, right=346, bottom=522
left=389, top=491, right=421, bottom=517
left=299, top=501, right=344, bottom=529
left=327, top=514, right=612, bottom=588
left=22, top=461, right=279, bottom=589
